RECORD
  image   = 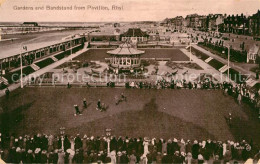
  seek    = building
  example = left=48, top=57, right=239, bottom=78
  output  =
left=114, top=23, right=120, bottom=28
left=185, top=14, right=208, bottom=30
left=222, top=14, right=249, bottom=35
left=208, top=14, right=224, bottom=31
left=120, top=28, right=149, bottom=43
left=247, top=44, right=260, bottom=63
left=249, top=10, right=260, bottom=36
left=172, top=16, right=184, bottom=31
left=22, top=22, right=39, bottom=26
left=107, top=42, right=145, bottom=73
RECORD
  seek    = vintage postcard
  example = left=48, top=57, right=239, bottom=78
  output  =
left=0, top=0, right=260, bottom=163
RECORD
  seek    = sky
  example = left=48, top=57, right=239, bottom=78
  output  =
left=0, top=0, right=259, bottom=22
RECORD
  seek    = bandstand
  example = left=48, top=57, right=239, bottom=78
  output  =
left=107, top=43, right=145, bottom=72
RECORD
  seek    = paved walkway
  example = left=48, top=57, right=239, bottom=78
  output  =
left=0, top=46, right=89, bottom=98
left=192, top=45, right=258, bottom=80
left=180, top=48, right=235, bottom=83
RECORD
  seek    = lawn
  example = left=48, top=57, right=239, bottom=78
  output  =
left=4, top=66, right=35, bottom=84
left=35, top=58, right=55, bottom=69
left=0, top=88, right=259, bottom=149
left=140, top=49, right=189, bottom=61
left=73, top=48, right=189, bottom=62
left=208, top=59, right=225, bottom=70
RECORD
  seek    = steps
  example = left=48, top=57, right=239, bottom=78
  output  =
left=246, top=78, right=257, bottom=87
left=31, top=63, right=40, bottom=71
left=205, top=57, right=213, bottom=63
left=51, top=56, right=58, bottom=62
left=219, top=65, right=230, bottom=73
left=0, top=77, right=9, bottom=85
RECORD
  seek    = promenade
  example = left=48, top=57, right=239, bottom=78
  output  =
left=0, top=46, right=89, bottom=98
left=192, top=44, right=258, bottom=80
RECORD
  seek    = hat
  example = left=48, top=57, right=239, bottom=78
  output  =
left=35, top=148, right=41, bottom=154
left=181, top=139, right=185, bottom=144
left=16, top=147, right=21, bottom=152
left=110, top=151, right=116, bottom=156
left=66, top=149, right=75, bottom=156
left=198, top=154, right=203, bottom=160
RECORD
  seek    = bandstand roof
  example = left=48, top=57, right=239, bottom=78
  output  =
left=107, top=43, right=145, bottom=56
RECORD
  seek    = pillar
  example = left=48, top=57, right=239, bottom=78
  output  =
left=107, top=138, right=111, bottom=155
left=61, top=137, right=64, bottom=151
left=8, top=57, right=11, bottom=69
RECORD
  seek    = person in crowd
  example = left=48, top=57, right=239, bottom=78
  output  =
left=0, top=133, right=258, bottom=163
left=57, top=149, right=65, bottom=164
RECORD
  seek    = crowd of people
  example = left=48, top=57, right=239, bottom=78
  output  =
left=0, top=134, right=259, bottom=163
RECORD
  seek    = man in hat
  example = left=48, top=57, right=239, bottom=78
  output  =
left=74, top=104, right=81, bottom=116
left=5, top=88, right=9, bottom=98
left=83, top=98, right=87, bottom=108
left=120, top=92, right=127, bottom=102
left=120, top=151, right=129, bottom=163
left=97, top=99, right=101, bottom=110
left=228, top=113, right=232, bottom=127
left=192, top=140, right=199, bottom=159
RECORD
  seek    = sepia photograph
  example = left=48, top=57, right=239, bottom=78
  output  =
left=0, top=0, right=260, bottom=163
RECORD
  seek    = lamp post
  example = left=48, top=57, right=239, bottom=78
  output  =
left=20, top=53, right=23, bottom=88
left=105, top=128, right=111, bottom=155
left=227, top=45, right=230, bottom=81
left=20, top=45, right=27, bottom=89
left=190, top=39, right=192, bottom=61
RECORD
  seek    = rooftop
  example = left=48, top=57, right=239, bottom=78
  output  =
left=121, top=28, right=149, bottom=37
left=107, top=42, right=145, bottom=56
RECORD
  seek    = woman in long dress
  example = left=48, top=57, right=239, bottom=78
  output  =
left=70, top=137, right=75, bottom=151
left=57, top=150, right=65, bottom=164
left=143, top=140, right=149, bottom=155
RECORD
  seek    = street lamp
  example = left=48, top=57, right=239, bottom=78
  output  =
left=60, top=127, right=66, bottom=136
left=227, top=45, right=230, bottom=81
left=105, top=128, right=112, bottom=155
left=20, top=45, right=27, bottom=89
